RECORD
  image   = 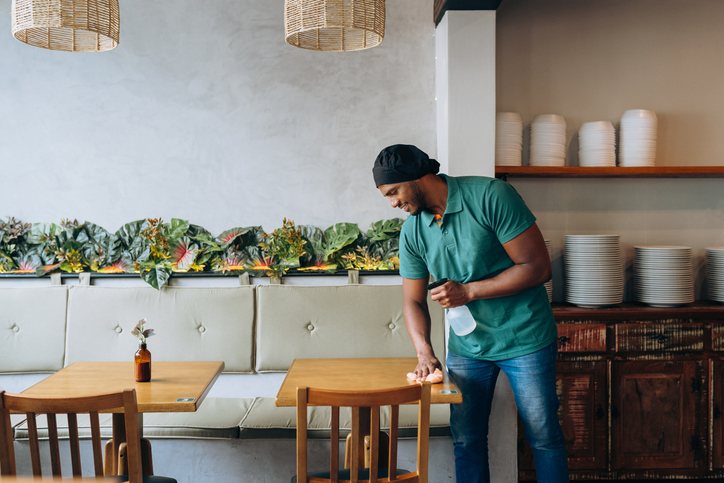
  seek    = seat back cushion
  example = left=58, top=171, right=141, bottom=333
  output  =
left=0, top=287, right=69, bottom=373
left=65, top=286, right=255, bottom=373
left=255, top=285, right=445, bottom=372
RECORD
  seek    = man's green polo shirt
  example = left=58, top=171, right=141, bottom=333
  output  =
left=399, top=174, right=556, bottom=361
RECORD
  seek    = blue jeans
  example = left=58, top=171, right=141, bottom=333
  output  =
left=446, top=342, right=569, bottom=483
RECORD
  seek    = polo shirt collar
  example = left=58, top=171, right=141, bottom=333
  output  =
left=421, top=174, right=462, bottom=227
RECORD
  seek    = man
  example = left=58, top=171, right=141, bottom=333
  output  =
left=373, top=144, right=569, bottom=483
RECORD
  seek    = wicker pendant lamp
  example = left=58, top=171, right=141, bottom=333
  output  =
left=11, top=0, right=119, bottom=52
left=285, top=0, right=385, bottom=52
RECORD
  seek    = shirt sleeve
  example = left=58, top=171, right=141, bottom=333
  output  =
left=484, top=179, right=537, bottom=245
left=398, top=221, right=429, bottom=280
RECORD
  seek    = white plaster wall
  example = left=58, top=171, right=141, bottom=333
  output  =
left=0, top=0, right=436, bottom=235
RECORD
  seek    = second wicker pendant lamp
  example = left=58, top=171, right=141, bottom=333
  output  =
left=284, top=0, right=385, bottom=52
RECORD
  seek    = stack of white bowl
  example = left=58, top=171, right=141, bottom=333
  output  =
left=495, top=112, right=523, bottom=166
left=578, top=121, right=616, bottom=167
left=706, top=248, right=724, bottom=303
left=545, top=240, right=553, bottom=303
left=634, top=246, right=694, bottom=307
left=564, top=235, right=623, bottom=308
left=619, top=109, right=657, bottom=166
left=530, top=114, right=566, bottom=166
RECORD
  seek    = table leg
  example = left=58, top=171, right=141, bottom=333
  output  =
left=343, top=407, right=389, bottom=469
left=104, top=414, right=125, bottom=476
left=105, top=413, right=153, bottom=476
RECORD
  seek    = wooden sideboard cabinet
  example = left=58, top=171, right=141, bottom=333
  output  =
left=518, top=302, right=724, bottom=480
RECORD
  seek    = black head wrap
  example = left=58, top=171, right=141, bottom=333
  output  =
left=372, top=144, right=440, bottom=187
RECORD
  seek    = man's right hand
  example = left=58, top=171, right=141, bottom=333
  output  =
left=413, top=353, right=442, bottom=382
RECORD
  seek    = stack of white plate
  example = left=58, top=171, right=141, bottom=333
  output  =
left=578, top=121, right=616, bottom=167
left=564, top=235, right=623, bottom=308
left=495, top=112, right=523, bottom=166
left=619, top=109, right=657, bottom=167
left=544, top=240, right=553, bottom=303
left=706, top=247, right=724, bottom=303
left=530, top=114, right=566, bottom=167
left=634, top=246, right=694, bottom=307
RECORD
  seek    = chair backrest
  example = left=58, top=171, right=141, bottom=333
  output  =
left=0, top=389, right=143, bottom=483
left=296, top=382, right=431, bottom=483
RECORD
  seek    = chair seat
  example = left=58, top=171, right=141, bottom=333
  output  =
left=291, top=467, right=412, bottom=482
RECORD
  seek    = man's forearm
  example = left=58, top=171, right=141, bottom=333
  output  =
left=467, top=261, right=550, bottom=301
left=403, top=299, right=435, bottom=357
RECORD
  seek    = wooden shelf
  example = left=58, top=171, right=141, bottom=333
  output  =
left=552, top=301, right=724, bottom=320
left=495, top=166, right=724, bottom=179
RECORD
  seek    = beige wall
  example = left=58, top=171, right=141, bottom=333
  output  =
left=496, top=0, right=724, bottom=302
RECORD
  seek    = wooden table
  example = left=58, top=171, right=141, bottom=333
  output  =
left=276, top=357, right=462, bottom=468
left=20, top=361, right=224, bottom=476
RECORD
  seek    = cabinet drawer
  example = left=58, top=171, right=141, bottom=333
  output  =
left=557, top=324, right=607, bottom=352
left=615, top=323, right=704, bottom=352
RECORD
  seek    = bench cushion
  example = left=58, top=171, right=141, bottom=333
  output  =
left=255, top=285, right=445, bottom=372
left=142, top=397, right=253, bottom=439
left=13, top=398, right=252, bottom=441
left=0, top=287, right=68, bottom=373
left=239, top=396, right=451, bottom=439
left=13, top=413, right=115, bottom=440
left=65, top=286, right=255, bottom=373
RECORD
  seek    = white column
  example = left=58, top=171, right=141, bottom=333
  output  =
left=436, top=11, right=497, bottom=177
left=436, top=10, right=518, bottom=483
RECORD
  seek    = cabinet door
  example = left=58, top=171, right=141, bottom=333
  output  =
left=519, top=360, right=607, bottom=471
left=611, top=360, right=699, bottom=469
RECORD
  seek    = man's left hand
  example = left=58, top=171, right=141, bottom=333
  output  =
left=430, top=280, right=471, bottom=309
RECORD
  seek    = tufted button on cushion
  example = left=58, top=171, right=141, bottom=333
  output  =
left=12, top=325, right=20, bottom=333
left=115, top=326, right=123, bottom=334
left=307, top=324, right=314, bottom=331
left=198, top=326, right=206, bottom=333
left=388, top=323, right=396, bottom=330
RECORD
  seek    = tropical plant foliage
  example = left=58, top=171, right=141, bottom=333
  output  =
left=0, top=216, right=404, bottom=289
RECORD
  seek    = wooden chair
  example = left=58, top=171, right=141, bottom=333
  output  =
left=0, top=389, right=175, bottom=483
left=294, top=382, right=431, bottom=483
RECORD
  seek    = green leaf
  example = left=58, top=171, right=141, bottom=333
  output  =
left=166, top=218, right=190, bottom=241
left=139, top=260, right=173, bottom=290
left=322, top=223, right=360, bottom=258
left=26, top=223, right=59, bottom=245
left=82, top=222, right=122, bottom=268
left=115, top=220, right=150, bottom=263
left=170, top=237, right=199, bottom=271
left=217, top=227, right=252, bottom=247
left=187, top=224, right=213, bottom=239
left=366, top=218, right=404, bottom=242
left=299, top=225, right=325, bottom=264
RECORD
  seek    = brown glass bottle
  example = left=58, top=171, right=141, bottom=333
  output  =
left=134, top=343, right=151, bottom=382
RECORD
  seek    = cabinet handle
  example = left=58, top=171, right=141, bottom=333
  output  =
left=714, top=404, right=721, bottom=420
left=595, top=404, right=604, bottom=420
left=558, top=335, right=571, bottom=346
left=691, top=377, right=702, bottom=393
